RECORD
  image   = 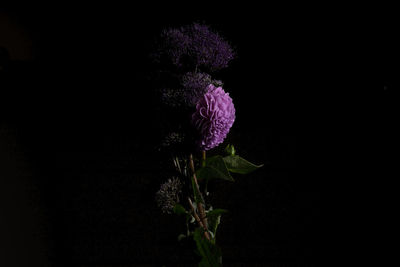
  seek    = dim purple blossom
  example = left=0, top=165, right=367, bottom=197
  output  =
left=158, top=28, right=191, bottom=67
left=160, top=72, right=223, bottom=108
left=156, top=177, right=183, bottom=214
left=181, top=72, right=213, bottom=107
left=192, top=84, right=235, bottom=151
left=158, top=23, right=235, bottom=71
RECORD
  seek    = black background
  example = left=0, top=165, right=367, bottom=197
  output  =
left=0, top=3, right=347, bottom=266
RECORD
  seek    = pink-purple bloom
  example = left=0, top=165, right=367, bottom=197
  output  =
left=192, top=84, right=235, bottom=151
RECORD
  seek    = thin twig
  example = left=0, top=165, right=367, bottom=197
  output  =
left=189, top=154, right=204, bottom=203
left=189, top=154, right=208, bottom=232
left=175, top=156, right=182, bottom=174
left=188, top=197, right=210, bottom=241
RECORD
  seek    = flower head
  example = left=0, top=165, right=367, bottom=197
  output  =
left=160, top=72, right=223, bottom=108
left=155, top=177, right=182, bottom=214
left=181, top=72, right=215, bottom=107
left=192, top=84, right=235, bottom=151
left=188, top=23, right=235, bottom=71
left=157, top=23, right=235, bottom=71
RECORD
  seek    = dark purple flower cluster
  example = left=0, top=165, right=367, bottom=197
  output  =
left=181, top=72, right=213, bottom=107
left=159, top=23, right=235, bottom=71
left=161, top=71, right=223, bottom=108
left=158, top=28, right=191, bottom=67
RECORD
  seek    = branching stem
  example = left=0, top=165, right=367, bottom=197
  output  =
left=189, top=154, right=209, bottom=237
left=188, top=197, right=210, bottom=240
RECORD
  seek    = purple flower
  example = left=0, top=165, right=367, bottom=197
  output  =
left=192, top=84, right=235, bottom=151
left=159, top=28, right=191, bottom=67
left=188, top=23, right=235, bottom=71
left=160, top=72, right=223, bottom=108
left=181, top=72, right=214, bottom=107
left=158, top=23, right=235, bottom=71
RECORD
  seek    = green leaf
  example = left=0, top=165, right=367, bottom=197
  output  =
left=206, top=209, right=227, bottom=243
left=207, top=209, right=228, bottom=217
left=223, top=155, right=263, bottom=174
left=193, top=228, right=222, bottom=267
left=173, top=204, right=187, bottom=215
left=196, top=155, right=234, bottom=182
left=210, top=215, right=221, bottom=243
left=224, top=144, right=236, bottom=156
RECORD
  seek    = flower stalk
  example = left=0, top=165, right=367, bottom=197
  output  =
left=188, top=197, right=210, bottom=241
left=189, top=154, right=208, bottom=236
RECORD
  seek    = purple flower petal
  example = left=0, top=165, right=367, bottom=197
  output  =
left=192, top=84, right=235, bottom=151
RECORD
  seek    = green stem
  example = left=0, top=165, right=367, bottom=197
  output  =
left=189, top=154, right=208, bottom=231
